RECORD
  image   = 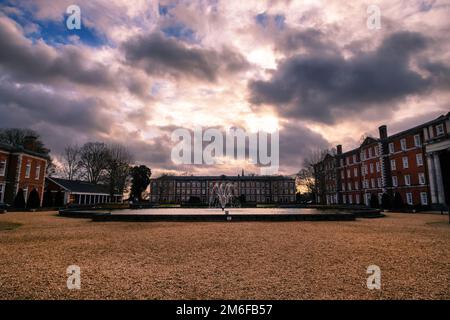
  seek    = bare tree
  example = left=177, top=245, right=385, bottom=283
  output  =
left=79, top=142, right=109, bottom=183
left=61, top=145, right=81, bottom=180
left=105, top=144, right=133, bottom=198
left=297, top=148, right=330, bottom=200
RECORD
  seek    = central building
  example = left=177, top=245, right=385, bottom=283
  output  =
left=149, top=174, right=296, bottom=204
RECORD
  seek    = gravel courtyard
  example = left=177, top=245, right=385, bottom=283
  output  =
left=0, top=211, right=449, bottom=300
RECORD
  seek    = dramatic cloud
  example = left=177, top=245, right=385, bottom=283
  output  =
left=0, top=0, right=449, bottom=176
left=0, top=14, right=115, bottom=88
left=249, top=31, right=439, bottom=124
left=122, top=32, right=250, bottom=82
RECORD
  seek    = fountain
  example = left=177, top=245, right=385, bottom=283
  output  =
left=209, top=182, right=237, bottom=213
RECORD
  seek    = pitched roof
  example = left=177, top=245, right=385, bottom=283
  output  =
left=46, top=177, right=114, bottom=195
left=153, top=175, right=294, bottom=181
left=0, top=142, right=49, bottom=159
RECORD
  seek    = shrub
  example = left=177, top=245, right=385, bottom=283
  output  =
left=381, top=193, right=391, bottom=209
left=393, top=192, right=404, bottom=209
left=27, top=188, right=41, bottom=209
left=369, top=193, right=379, bottom=208
left=13, top=189, right=26, bottom=208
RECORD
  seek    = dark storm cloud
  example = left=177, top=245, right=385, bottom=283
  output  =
left=0, top=15, right=115, bottom=88
left=249, top=31, right=438, bottom=124
left=122, top=32, right=250, bottom=82
left=0, top=80, right=112, bottom=134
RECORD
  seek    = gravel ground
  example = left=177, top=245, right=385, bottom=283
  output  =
left=0, top=211, right=449, bottom=300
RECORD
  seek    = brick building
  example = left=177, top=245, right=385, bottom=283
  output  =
left=314, top=112, right=450, bottom=208
left=0, top=137, right=48, bottom=206
left=149, top=174, right=296, bottom=204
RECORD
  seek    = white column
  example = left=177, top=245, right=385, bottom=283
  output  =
left=427, top=153, right=438, bottom=204
left=434, top=153, right=445, bottom=204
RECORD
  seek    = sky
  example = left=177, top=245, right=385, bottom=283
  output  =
left=0, top=0, right=449, bottom=177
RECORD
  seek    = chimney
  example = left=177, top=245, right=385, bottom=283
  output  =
left=379, top=125, right=387, bottom=140
left=336, top=144, right=342, bottom=155
left=23, top=135, right=37, bottom=151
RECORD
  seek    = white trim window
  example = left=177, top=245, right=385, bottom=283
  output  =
left=371, top=178, right=375, bottom=188
left=368, top=148, right=373, bottom=158
left=343, top=195, right=347, bottom=204
left=355, top=181, right=359, bottom=190
left=400, top=138, right=407, bottom=151
left=23, top=187, right=28, bottom=203
left=354, top=167, right=358, bottom=177
left=341, top=170, right=344, bottom=179
left=0, top=159, right=6, bottom=176
left=347, top=169, right=351, bottom=178
left=418, top=172, right=426, bottom=185
left=406, top=192, right=413, bottom=205
left=377, top=178, right=382, bottom=188
left=402, top=156, right=409, bottom=169
left=353, top=154, right=357, bottom=163
left=392, top=176, right=398, bottom=187
left=404, top=175, right=411, bottom=186
left=342, top=183, right=345, bottom=191
left=390, top=159, right=396, bottom=170
left=348, top=194, right=353, bottom=204
left=35, top=164, right=41, bottom=180
left=420, top=192, right=428, bottom=205
left=25, top=160, right=31, bottom=178
left=389, top=142, right=394, bottom=154
left=356, top=194, right=360, bottom=204
left=0, top=183, right=4, bottom=203
left=414, top=134, right=421, bottom=147
left=348, top=182, right=352, bottom=191
left=376, top=162, right=380, bottom=172
left=416, top=154, right=423, bottom=166
left=370, top=163, right=374, bottom=173
left=436, top=124, right=444, bottom=136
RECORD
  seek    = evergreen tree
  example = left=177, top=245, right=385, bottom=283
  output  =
left=27, top=188, right=41, bottom=209
left=13, top=189, right=26, bottom=208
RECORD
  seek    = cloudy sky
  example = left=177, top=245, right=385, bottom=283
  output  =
left=0, top=0, right=449, bottom=177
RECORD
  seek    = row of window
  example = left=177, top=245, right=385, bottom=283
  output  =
left=0, top=159, right=43, bottom=180
left=392, top=173, right=426, bottom=186
left=340, top=172, right=426, bottom=191
left=174, top=189, right=295, bottom=195
left=340, top=154, right=424, bottom=181
left=341, top=192, right=428, bottom=206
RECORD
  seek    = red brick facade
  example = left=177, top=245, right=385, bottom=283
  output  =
left=0, top=144, right=47, bottom=206
left=314, top=112, right=450, bottom=208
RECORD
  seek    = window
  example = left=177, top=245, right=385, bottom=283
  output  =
left=346, top=157, right=350, bottom=165
left=340, top=159, right=344, bottom=167
left=343, top=195, right=346, bottom=204
left=348, top=195, right=353, bottom=204
left=353, top=154, right=357, bottom=163
left=404, top=175, right=411, bottom=186
left=354, top=168, right=358, bottom=177
left=389, top=142, right=394, bottom=154
left=347, top=169, right=351, bottom=178
left=374, top=146, right=378, bottom=156
left=35, top=165, right=40, bottom=180
left=418, top=173, right=426, bottom=185
left=390, top=159, right=396, bottom=170
left=416, top=154, right=423, bottom=166
left=402, top=157, right=409, bottom=169
left=355, top=181, right=359, bottom=190
left=356, top=194, right=360, bottom=204
left=392, top=176, right=398, bottom=187
left=341, top=170, right=344, bottom=179
left=348, top=182, right=352, bottom=191
left=414, top=134, right=421, bottom=147
left=25, top=160, right=31, bottom=178
left=436, top=124, right=444, bottom=136
left=0, top=160, right=6, bottom=176
left=377, top=178, right=382, bottom=188
left=371, top=178, right=375, bottom=188
left=400, top=138, right=407, bottom=151
left=0, top=183, right=4, bottom=203
left=342, top=183, right=345, bottom=191
left=406, top=192, right=413, bottom=205
left=376, top=162, right=380, bottom=172
left=368, top=148, right=373, bottom=158
left=23, top=187, right=28, bottom=203
left=370, top=163, right=374, bottom=173
left=420, top=192, right=428, bottom=205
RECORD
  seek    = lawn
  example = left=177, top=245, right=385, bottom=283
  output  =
left=0, top=211, right=449, bottom=299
